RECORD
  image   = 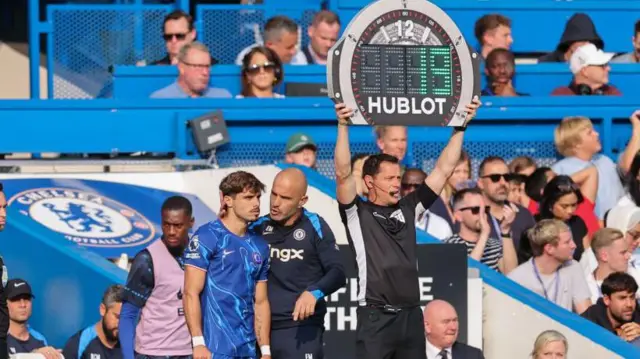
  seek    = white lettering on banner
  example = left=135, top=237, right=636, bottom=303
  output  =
left=368, top=97, right=447, bottom=115
left=270, top=248, right=304, bottom=262
left=324, top=277, right=434, bottom=331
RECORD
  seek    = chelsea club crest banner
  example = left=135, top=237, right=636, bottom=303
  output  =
left=2, top=178, right=218, bottom=259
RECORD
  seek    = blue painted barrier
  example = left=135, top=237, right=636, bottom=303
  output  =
left=0, top=97, right=637, bottom=178
left=111, top=63, right=640, bottom=99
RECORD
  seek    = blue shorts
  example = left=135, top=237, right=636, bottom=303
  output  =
left=270, top=325, right=324, bottom=359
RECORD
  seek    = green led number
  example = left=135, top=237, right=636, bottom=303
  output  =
left=429, top=46, right=452, bottom=96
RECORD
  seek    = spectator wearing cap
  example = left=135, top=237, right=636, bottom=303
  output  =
left=6, top=279, right=61, bottom=359
left=481, top=48, right=527, bottom=97
left=0, top=182, right=6, bottom=359
left=538, top=13, right=604, bottom=63
left=235, top=16, right=306, bottom=65
left=474, top=14, right=513, bottom=59
left=285, top=133, right=317, bottom=169
left=551, top=43, right=621, bottom=96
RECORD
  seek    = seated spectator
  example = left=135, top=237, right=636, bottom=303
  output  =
left=424, top=300, right=485, bottom=359
left=583, top=228, right=640, bottom=303
left=6, top=279, right=61, bottom=357
left=235, top=16, right=306, bottom=65
left=508, top=219, right=592, bottom=314
left=481, top=49, right=527, bottom=97
left=611, top=20, right=640, bottom=63
left=351, top=153, right=369, bottom=197
left=148, top=10, right=217, bottom=66
left=508, top=156, right=537, bottom=208
left=552, top=43, right=620, bottom=96
left=150, top=42, right=231, bottom=99
left=538, top=13, right=604, bottom=63
left=582, top=272, right=640, bottom=346
left=552, top=116, right=624, bottom=220
left=439, top=151, right=471, bottom=225
left=237, top=46, right=284, bottom=98
left=402, top=169, right=452, bottom=241
left=301, top=10, right=341, bottom=65
left=530, top=330, right=568, bottom=359
left=375, top=125, right=408, bottom=165
left=62, top=285, right=123, bottom=359
left=536, top=176, right=589, bottom=261
left=474, top=14, right=513, bottom=59
left=284, top=133, right=317, bottom=169
left=444, top=188, right=517, bottom=273
left=477, top=156, right=536, bottom=252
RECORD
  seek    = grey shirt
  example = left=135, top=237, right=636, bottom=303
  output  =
left=508, top=258, right=591, bottom=312
left=610, top=52, right=638, bottom=63
left=150, top=82, right=232, bottom=99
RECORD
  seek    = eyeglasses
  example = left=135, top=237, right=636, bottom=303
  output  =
left=458, top=206, right=490, bottom=215
left=246, top=62, right=276, bottom=74
left=180, top=60, right=211, bottom=69
left=481, top=173, right=515, bottom=183
left=401, top=183, right=421, bottom=190
left=163, top=33, right=188, bottom=41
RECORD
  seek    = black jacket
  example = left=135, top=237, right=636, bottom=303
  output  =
left=581, top=298, right=640, bottom=334
left=538, top=13, right=604, bottom=63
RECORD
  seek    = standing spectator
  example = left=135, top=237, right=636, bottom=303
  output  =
left=551, top=43, right=621, bottom=96
left=474, top=14, right=513, bottom=59
left=619, top=111, right=640, bottom=176
left=236, top=16, right=306, bottom=65
left=148, top=10, right=217, bottom=66
left=284, top=133, right=317, bottom=169
left=402, top=169, right=452, bottom=241
left=237, top=46, right=284, bottom=98
left=508, top=219, right=592, bottom=314
left=375, top=125, right=408, bottom=164
left=477, top=156, right=536, bottom=251
left=583, top=228, right=638, bottom=303
left=0, top=182, right=7, bottom=359
left=183, top=171, right=271, bottom=359
left=150, top=42, right=231, bottom=99
left=581, top=272, right=640, bottom=346
left=530, top=330, right=568, bottom=359
left=552, top=116, right=624, bottom=219
left=6, top=279, right=61, bottom=358
left=423, top=300, right=484, bottom=359
left=611, top=20, right=640, bottom=63
left=536, top=176, right=589, bottom=261
left=538, top=13, right=603, bottom=63
left=118, top=196, right=194, bottom=359
left=63, top=285, right=123, bottom=359
left=445, top=188, right=518, bottom=273
left=301, top=10, right=341, bottom=65
left=481, top=49, right=527, bottom=97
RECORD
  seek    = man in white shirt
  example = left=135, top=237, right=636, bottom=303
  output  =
left=424, top=300, right=484, bottom=359
left=235, top=15, right=306, bottom=65
left=508, top=219, right=592, bottom=314
left=582, top=228, right=640, bottom=302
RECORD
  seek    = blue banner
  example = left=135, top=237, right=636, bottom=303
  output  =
left=2, top=178, right=217, bottom=259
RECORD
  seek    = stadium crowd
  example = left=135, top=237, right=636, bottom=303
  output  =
left=3, top=3, right=640, bottom=359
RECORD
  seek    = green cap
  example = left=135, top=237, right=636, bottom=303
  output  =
left=285, top=133, right=317, bottom=153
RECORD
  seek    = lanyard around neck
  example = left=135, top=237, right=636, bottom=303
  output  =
left=533, top=258, right=560, bottom=302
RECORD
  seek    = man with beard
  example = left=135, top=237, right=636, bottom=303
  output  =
left=480, top=49, right=527, bottom=97
left=250, top=168, right=345, bottom=359
left=63, top=285, right=124, bottom=359
left=582, top=272, right=640, bottom=346
left=118, top=196, right=194, bottom=359
left=0, top=182, right=8, bottom=359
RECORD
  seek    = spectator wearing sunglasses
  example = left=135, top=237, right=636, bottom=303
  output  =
left=402, top=169, right=452, bottom=241
left=477, top=156, right=536, bottom=255
left=148, top=10, right=217, bottom=66
left=444, top=188, right=518, bottom=273
left=237, top=46, right=284, bottom=98
left=151, top=42, right=231, bottom=99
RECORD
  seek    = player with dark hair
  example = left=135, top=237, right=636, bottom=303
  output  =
left=63, top=285, right=124, bottom=359
left=118, top=196, right=194, bottom=359
left=250, top=167, right=346, bottom=358
left=333, top=97, right=480, bottom=359
left=0, top=182, right=8, bottom=359
left=184, top=171, right=271, bottom=359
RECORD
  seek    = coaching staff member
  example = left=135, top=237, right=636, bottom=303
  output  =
left=251, top=167, right=346, bottom=358
left=333, top=97, right=480, bottom=359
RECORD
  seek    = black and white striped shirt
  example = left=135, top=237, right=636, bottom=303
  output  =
left=444, top=234, right=503, bottom=271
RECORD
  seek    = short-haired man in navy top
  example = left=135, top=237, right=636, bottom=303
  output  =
left=63, top=285, right=123, bottom=359
left=250, top=167, right=346, bottom=359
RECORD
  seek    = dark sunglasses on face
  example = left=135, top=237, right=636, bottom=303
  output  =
left=401, top=183, right=421, bottom=190
left=481, top=173, right=515, bottom=183
left=163, top=33, right=188, bottom=41
left=246, top=62, right=276, bottom=74
left=458, top=206, right=490, bottom=215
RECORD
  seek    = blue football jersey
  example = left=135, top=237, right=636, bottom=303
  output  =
left=185, top=219, right=270, bottom=357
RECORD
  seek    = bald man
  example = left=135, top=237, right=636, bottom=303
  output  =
left=250, top=168, right=346, bottom=359
left=424, top=300, right=484, bottom=359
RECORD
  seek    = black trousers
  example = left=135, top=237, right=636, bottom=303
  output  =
left=271, top=325, right=324, bottom=359
left=355, top=306, right=426, bottom=359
